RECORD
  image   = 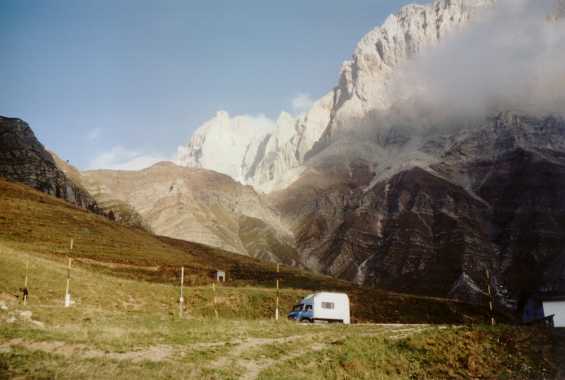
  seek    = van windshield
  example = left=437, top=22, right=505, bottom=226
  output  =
left=292, top=304, right=303, bottom=312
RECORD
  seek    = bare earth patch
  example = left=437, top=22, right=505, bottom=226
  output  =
left=0, top=339, right=173, bottom=363
left=207, top=324, right=434, bottom=380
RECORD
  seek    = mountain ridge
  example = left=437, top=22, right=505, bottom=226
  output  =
left=176, top=0, right=496, bottom=192
left=81, top=161, right=301, bottom=265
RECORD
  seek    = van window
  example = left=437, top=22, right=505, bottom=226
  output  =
left=305, top=305, right=313, bottom=311
left=321, top=302, right=335, bottom=309
left=292, top=304, right=303, bottom=312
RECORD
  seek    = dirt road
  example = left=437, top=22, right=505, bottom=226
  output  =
left=0, top=323, right=434, bottom=380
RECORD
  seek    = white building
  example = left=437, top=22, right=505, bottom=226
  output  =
left=542, top=296, right=565, bottom=327
left=216, top=270, right=226, bottom=282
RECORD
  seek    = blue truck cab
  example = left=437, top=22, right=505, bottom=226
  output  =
left=287, top=297, right=314, bottom=322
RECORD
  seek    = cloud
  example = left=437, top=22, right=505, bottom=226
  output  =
left=390, top=0, right=565, bottom=119
left=88, top=146, right=170, bottom=171
left=86, top=128, right=102, bottom=141
left=291, top=93, right=314, bottom=114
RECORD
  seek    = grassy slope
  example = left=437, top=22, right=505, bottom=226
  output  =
left=258, top=325, right=556, bottom=380
left=0, top=177, right=496, bottom=324
left=0, top=245, right=556, bottom=380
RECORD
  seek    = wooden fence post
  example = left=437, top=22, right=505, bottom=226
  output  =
left=275, top=263, right=280, bottom=321
left=64, top=257, right=72, bottom=307
left=485, top=269, right=495, bottom=326
left=23, top=257, right=29, bottom=305
left=212, top=282, right=218, bottom=320
left=179, top=267, right=185, bottom=317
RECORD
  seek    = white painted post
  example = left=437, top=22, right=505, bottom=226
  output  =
left=70, top=238, right=74, bottom=251
left=179, top=267, right=185, bottom=317
left=64, top=258, right=72, bottom=307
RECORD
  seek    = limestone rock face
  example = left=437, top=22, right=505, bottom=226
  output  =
left=176, top=111, right=275, bottom=183
left=0, top=116, right=99, bottom=211
left=245, top=94, right=334, bottom=192
left=176, top=93, right=333, bottom=193
left=314, top=0, right=495, bottom=151
left=176, top=0, right=495, bottom=191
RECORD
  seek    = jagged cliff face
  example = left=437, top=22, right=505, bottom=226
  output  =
left=176, top=93, right=333, bottom=193
left=243, top=94, right=334, bottom=192
left=176, top=111, right=275, bottom=183
left=320, top=0, right=495, bottom=141
left=0, top=116, right=99, bottom=211
left=81, top=163, right=300, bottom=265
left=176, top=0, right=496, bottom=191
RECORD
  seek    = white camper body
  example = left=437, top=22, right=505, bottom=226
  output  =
left=289, top=292, right=350, bottom=324
left=543, top=299, right=565, bottom=327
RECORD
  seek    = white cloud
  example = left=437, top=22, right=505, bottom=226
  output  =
left=291, top=93, right=314, bottom=114
left=390, top=0, right=565, bottom=119
left=88, top=146, right=171, bottom=171
left=86, top=128, right=102, bottom=141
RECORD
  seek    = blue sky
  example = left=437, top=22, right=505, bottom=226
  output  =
left=0, top=0, right=409, bottom=170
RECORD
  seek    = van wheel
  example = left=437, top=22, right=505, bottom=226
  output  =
left=300, top=318, right=312, bottom=323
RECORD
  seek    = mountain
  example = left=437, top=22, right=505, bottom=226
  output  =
left=176, top=111, right=276, bottom=184
left=170, top=0, right=565, bottom=308
left=51, top=152, right=150, bottom=230
left=0, top=116, right=100, bottom=211
left=176, top=0, right=495, bottom=191
left=272, top=112, right=565, bottom=307
left=4, top=0, right=563, bottom=314
left=176, top=95, right=333, bottom=193
left=81, top=162, right=300, bottom=265
left=315, top=0, right=494, bottom=141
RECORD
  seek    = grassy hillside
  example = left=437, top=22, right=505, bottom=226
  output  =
left=0, top=178, right=498, bottom=324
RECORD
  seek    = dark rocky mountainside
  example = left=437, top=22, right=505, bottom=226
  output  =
left=271, top=112, right=565, bottom=309
left=0, top=116, right=99, bottom=211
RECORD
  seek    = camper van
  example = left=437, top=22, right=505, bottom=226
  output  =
left=288, top=292, right=350, bottom=324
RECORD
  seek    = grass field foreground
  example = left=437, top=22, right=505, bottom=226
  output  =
left=0, top=244, right=557, bottom=380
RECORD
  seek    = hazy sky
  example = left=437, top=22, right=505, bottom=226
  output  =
left=0, top=0, right=409, bottom=170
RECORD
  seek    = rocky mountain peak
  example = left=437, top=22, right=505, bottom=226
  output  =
left=176, top=0, right=497, bottom=193
left=334, top=0, right=495, bottom=122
